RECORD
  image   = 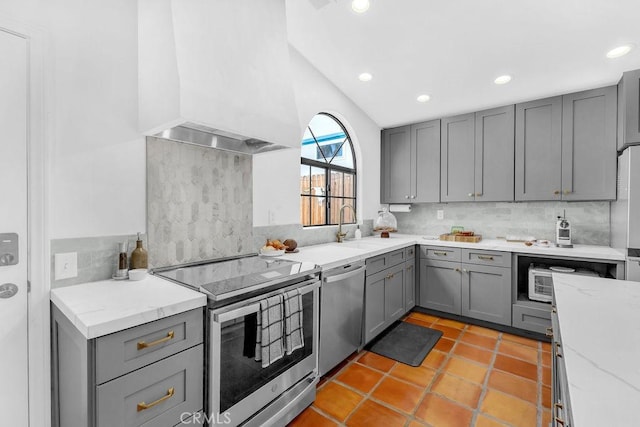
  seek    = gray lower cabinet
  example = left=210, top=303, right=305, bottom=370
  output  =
left=51, top=305, right=204, bottom=427
left=515, top=96, right=563, bottom=201
left=419, top=247, right=511, bottom=326
left=551, top=304, right=573, bottom=427
left=618, top=68, right=640, bottom=150
left=381, top=120, right=440, bottom=203
left=364, top=247, right=415, bottom=344
left=512, top=303, right=552, bottom=334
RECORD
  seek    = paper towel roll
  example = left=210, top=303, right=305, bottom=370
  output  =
left=389, top=204, right=411, bottom=213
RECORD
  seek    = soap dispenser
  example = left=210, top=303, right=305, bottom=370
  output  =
left=130, top=233, right=148, bottom=269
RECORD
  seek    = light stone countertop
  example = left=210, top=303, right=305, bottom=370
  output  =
left=282, top=234, right=625, bottom=270
left=50, top=275, right=207, bottom=339
left=552, top=273, right=640, bottom=427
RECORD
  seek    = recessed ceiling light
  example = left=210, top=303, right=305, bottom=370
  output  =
left=494, top=75, right=512, bottom=85
left=416, top=94, right=431, bottom=103
left=606, top=45, right=633, bottom=59
left=358, top=72, right=373, bottom=82
left=352, top=0, right=370, bottom=13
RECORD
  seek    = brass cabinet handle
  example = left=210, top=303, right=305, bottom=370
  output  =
left=137, top=387, right=175, bottom=412
left=477, top=255, right=494, bottom=261
left=554, top=190, right=561, bottom=195
left=555, top=342, right=562, bottom=358
left=454, top=268, right=461, bottom=272
left=552, top=306, right=557, bottom=313
left=554, top=403, right=565, bottom=425
left=563, top=190, right=572, bottom=195
left=407, top=265, right=413, bottom=271
left=545, top=327, right=553, bottom=337
left=475, top=193, right=483, bottom=197
left=462, top=268, right=468, bottom=273
left=386, top=273, right=395, bottom=279
left=405, top=195, right=410, bottom=199
left=137, top=330, right=175, bottom=350
left=468, top=192, right=474, bottom=197
left=433, top=251, right=447, bottom=256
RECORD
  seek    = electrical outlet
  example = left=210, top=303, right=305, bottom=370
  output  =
left=437, top=210, right=444, bottom=220
left=55, top=252, right=78, bottom=280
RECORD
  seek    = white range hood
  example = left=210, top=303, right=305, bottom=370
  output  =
left=139, top=0, right=301, bottom=153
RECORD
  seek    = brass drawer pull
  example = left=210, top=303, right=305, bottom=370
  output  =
left=454, top=268, right=461, bottom=272
left=137, top=330, right=175, bottom=350
left=386, top=273, right=394, bottom=279
left=433, top=251, right=448, bottom=256
left=554, top=402, right=565, bottom=425
left=555, top=342, right=562, bottom=358
left=477, top=255, right=494, bottom=261
left=545, top=327, right=553, bottom=337
left=554, top=190, right=560, bottom=195
left=137, top=387, right=175, bottom=412
left=407, top=265, right=413, bottom=271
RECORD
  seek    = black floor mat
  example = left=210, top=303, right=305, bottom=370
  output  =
left=367, top=321, right=443, bottom=366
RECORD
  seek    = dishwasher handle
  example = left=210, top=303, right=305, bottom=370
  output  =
left=324, top=265, right=365, bottom=283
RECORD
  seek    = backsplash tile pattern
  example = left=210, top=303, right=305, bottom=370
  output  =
left=395, top=201, right=610, bottom=245
left=253, top=220, right=374, bottom=251
left=50, top=234, right=143, bottom=288
left=146, top=137, right=254, bottom=268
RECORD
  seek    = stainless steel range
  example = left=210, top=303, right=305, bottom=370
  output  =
left=155, top=254, right=320, bottom=427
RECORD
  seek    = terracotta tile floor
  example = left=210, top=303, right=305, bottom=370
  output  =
left=289, top=312, right=551, bottom=427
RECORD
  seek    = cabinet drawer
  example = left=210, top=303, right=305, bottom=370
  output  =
left=96, top=345, right=203, bottom=427
left=512, top=304, right=551, bottom=334
left=420, top=246, right=461, bottom=262
left=462, top=249, right=510, bottom=268
left=96, top=309, right=203, bottom=384
left=366, top=249, right=405, bottom=276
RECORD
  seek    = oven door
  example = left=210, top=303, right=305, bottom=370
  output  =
left=209, top=278, right=319, bottom=426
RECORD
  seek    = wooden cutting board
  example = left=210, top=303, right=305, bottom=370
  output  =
left=439, top=234, right=482, bottom=243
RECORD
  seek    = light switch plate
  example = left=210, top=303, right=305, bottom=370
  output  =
left=55, top=252, right=78, bottom=280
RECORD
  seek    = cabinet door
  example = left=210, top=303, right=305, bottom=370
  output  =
left=561, top=86, right=617, bottom=201
left=385, top=263, right=406, bottom=323
left=441, top=113, right=475, bottom=202
left=404, top=260, right=416, bottom=312
left=418, top=259, right=461, bottom=315
left=618, top=69, right=640, bottom=150
left=381, top=126, right=411, bottom=203
left=475, top=105, right=515, bottom=202
left=515, top=96, right=562, bottom=201
left=461, top=264, right=511, bottom=326
left=412, top=120, right=441, bottom=202
left=364, top=270, right=387, bottom=344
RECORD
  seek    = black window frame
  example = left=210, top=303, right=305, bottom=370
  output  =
left=300, top=113, right=357, bottom=227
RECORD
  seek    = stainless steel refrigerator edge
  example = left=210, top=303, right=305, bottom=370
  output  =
left=611, top=145, right=640, bottom=281
left=319, top=262, right=366, bottom=376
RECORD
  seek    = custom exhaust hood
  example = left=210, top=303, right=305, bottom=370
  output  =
left=139, top=0, right=301, bottom=154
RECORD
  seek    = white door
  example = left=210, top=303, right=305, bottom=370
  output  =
left=0, top=28, right=29, bottom=426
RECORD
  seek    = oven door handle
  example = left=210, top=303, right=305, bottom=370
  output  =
left=213, top=280, right=320, bottom=323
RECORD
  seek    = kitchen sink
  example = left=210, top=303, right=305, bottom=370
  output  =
left=335, top=240, right=383, bottom=250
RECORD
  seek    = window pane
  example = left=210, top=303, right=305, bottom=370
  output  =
left=310, top=167, right=325, bottom=197
left=330, top=170, right=344, bottom=197
left=301, top=127, right=317, bottom=161
left=343, top=173, right=355, bottom=198
left=309, top=196, right=326, bottom=226
left=329, top=198, right=355, bottom=225
left=329, top=138, right=354, bottom=169
left=300, top=164, right=311, bottom=195
left=300, top=196, right=311, bottom=226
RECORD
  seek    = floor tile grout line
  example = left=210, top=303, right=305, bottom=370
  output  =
left=469, top=328, right=501, bottom=426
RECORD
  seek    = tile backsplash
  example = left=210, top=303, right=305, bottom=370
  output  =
left=395, top=201, right=610, bottom=245
left=146, top=137, right=254, bottom=268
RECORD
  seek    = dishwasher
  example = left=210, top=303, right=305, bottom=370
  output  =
left=319, top=261, right=366, bottom=376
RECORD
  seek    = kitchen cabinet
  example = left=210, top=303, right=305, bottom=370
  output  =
left=381, top=120, right=440, bottom=203
left=516, top=87, right=617, bottom=201
left=418, top=247, right=511, bottom=326
left=515, top=96, right=563, bottom=201
left=440, top=113, right=475, bottom=202
left=551, top=303, right=574, bottom=427
left=474, top=105, right=515, bottom=201
left=618, top=68, right=640, bottom=151
left=364, top=246, right=416, bottom=344
left=51, top=306, right=204, bottom=427
left=561, top=86, right=617, bottom=200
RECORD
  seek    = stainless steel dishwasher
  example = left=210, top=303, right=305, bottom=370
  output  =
left=319, top=261, right=366, bottom=376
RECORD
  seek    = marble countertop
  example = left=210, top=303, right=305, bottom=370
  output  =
left=50, top=275, right=207, bottom=339
left=282, top=234, right=625, bottom=269
left=552, top=273, right=640, bottom=426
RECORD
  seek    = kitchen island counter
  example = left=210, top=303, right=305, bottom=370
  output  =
left=552, top=273, right=640, bottom=426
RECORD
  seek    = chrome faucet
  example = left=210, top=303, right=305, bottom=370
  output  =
left=337, top=204, right=357, bottom=243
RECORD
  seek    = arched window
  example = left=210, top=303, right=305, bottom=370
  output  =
left=300, top=113, right=356, bottom=226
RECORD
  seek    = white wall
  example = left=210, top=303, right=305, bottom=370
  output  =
left=2, top=0, right=146, bottom=239
left=253, top=46, right=382, bottom=226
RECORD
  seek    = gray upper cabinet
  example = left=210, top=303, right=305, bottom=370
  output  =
left=561, top=86, right=617, bottom=201
left=515, top=96, right=563, bottom=201
left=381, top=121, right=440, bottom=203
left=474, top=106, right=515, bottom=202
left=441, top=113, right=475, bottom=202
left=381, top=126, right=411, bottom=203
left=618, top=69, right=640, bottom=151
left=412, top=120, right=441, bottom=202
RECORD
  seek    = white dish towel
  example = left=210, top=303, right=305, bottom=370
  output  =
left=283, top=289, right=304, bottom=355
left=255, top=294, right=284, bottom=368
